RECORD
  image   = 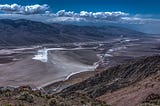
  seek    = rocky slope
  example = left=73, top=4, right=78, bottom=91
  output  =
left=0, top=19, right=145, bottom=46
left=97, top=70, right=160, bottom=106
left=61, top=55, right=160, bottom=105
left=0, top=86, right=108, bottom=106
left=139, top=94, right=160, bottom=106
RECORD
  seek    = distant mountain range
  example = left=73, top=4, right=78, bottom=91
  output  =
left=0, top=19, right=145, bottom=46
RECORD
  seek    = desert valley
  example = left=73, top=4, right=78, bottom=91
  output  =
left=0, top=19, right=159, bottom=106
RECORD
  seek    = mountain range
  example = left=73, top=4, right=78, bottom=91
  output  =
left=0, top=19, right=145, bottom=46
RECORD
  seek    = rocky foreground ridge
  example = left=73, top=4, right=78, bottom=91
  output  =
left=0, top=55, right=160, bottom=106
left=62, top=55, right=160, bottom=97
left=0, top=86, right=107, bottom=106
left=61, top=55, right=160, bottom=106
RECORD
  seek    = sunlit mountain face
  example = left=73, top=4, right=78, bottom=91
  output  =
left=0, top=0, right=160, bottom=34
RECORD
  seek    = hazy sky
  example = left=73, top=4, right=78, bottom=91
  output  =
left=0, top=0, right=160, bottom=34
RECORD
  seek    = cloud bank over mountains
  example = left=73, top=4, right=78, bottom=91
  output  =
left=0, top=4, right=159, bottom=34
left=55, top=10, right=129, bottom=21
left=0, top=4, right=129, bottom=22
left=0, top=3, right=147, bottom=23
left=0, top=4, right=49, bottom=14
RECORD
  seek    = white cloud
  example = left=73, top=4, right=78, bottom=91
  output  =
left=0, top=4, right=128, bottom=21
left=0, top=4, right=49, bottom=14
left=56, top=10, right=76, bottom=17
left=79, top=11, right=128, bottom=20
left=0, top=5, right=160, bottom=33
left=54, top=10, right=128, bottom=21
left=0, top=7, right=157, bottom=25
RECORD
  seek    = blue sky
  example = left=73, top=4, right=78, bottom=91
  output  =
left=0, top=0, right=160, bottom=34
left=0, top=0, right=160, bottom=15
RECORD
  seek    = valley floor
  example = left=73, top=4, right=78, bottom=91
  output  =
left=0, top=37, right=159, bottom=92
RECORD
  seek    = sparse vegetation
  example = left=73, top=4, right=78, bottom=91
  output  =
left=48, top=98, right=59, bottom=106
left=18, top=91, right=34, bottom=103
left=139, top=94, right=160, bottom=106
left=0, top=86, right=108, bottom=106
